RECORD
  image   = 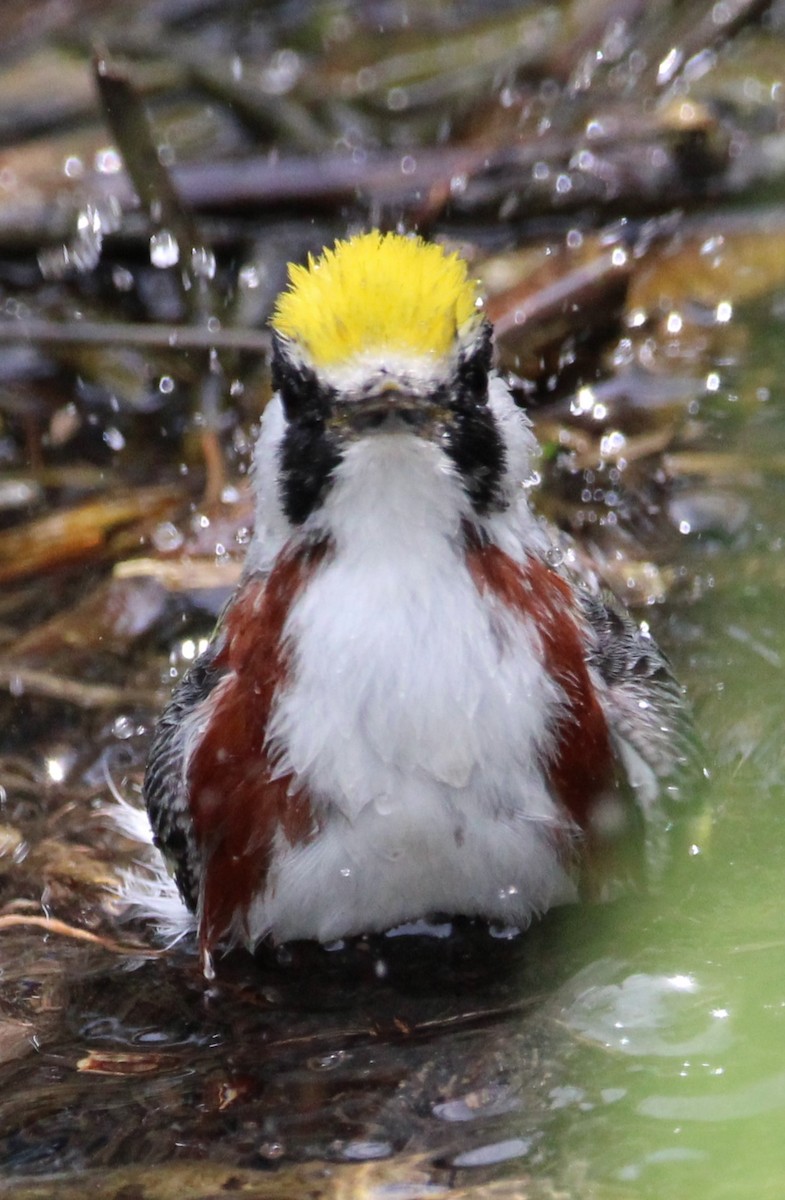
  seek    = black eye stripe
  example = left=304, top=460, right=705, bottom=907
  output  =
left=279, top=419, right=342, bottom=525
left=455, top=321, right=493, bottom=406
left=441, top=405, right=506, bottom=515
left=272, top=335, right=335, bottom=421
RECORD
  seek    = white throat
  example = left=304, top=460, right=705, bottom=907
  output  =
left=310, top=427, right=470, bottom=554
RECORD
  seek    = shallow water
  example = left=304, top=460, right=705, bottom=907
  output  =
left=539, top=301, right=785, bottom=1198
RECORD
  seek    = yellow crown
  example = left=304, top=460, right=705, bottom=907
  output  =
left=271, top=231, right=482, bottom=369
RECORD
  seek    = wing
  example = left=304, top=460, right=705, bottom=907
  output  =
left=143, top=635, right=225, bottom=912
left=577, top=590, right=702, bottom=811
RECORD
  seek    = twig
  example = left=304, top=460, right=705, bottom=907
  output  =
left=94, top=52, right=226, bottom=504
left=0, top=319, right=270, bottom=354
left=0, top=665, right=159, bottom=709
left=0, top=914, right=159, bottom=956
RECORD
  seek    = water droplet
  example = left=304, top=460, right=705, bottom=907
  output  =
left=657, top=46, right=682, bottom=86
left=488, top=923, right=520, bottom=940
left=112, top=265, right=134, bottom=292
left=258, top=1141, right=285, bottom=1160
left=152, top=522, right=183, bottom=553
left=63, top=155, right=84, bottom=179
left=45, top=756, right=67, bottom=784
left=600, top=430, right=626, bottom=458
left=545, top=546, right=564, bottom=568
left=150, top=229, right=180, bottom=268
left=112, top=715, right=135, bottom=740
left=238, top=264, right=261, bottom=289
left=307, top=1050, right=347, bottom=1071
left=95, top=146, right=122, bottom=175
left=260, top=48, right=302, bottom=95
left=191, top=246, right=216, bottom=280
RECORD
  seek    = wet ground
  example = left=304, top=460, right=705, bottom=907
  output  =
left=2, top=2, right=785, bottom=1197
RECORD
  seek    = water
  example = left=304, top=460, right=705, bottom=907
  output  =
left=542, top=304, right=785, bottom=1198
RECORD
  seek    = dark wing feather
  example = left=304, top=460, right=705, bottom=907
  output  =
left=577, top=591, right=701, bottom=800
left=143, top=637, right=224, bottom=911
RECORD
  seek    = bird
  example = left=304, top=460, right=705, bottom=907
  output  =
left=141, top=230, right=692, bottom=978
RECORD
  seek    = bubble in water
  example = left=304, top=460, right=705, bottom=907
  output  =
left=341, top=1140, right=392, bottom=1162
left=453, top=1137, right=533, bottom=1168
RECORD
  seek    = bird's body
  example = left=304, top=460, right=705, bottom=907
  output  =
left=142, top=232, right=690, bottom=975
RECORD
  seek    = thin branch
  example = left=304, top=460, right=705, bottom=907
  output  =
left=0, top=914, right=159, bottom=956
left=0, top=665, right=160, bottom=709
left=0, top=318, right=270, bottom=355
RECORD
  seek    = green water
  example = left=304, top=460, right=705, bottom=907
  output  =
left=543, top=308, right=785, bottom=1199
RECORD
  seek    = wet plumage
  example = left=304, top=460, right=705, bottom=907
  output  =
left=141, top=231, right=693, bottom=975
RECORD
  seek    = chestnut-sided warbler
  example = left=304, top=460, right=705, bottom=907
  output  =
left=142, top=231, right=690, bottom=976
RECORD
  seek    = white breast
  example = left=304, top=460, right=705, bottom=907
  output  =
left=252, top=427, right=577, bottom=944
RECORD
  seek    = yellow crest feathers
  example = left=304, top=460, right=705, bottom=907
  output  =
left=271, top=231, right=482, bottom=368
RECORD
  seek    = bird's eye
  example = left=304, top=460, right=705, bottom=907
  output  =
left=456, top=321, right=493, bottom=405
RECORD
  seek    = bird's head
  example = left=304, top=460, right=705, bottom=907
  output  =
left=266, top=231, right=533, bottom=527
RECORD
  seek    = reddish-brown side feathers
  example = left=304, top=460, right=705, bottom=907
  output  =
left=465, top=540, right=616, bottom=827
left=188, top=542, right=327, bottom=956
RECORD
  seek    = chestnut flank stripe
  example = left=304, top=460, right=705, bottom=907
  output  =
left=188, top=542, right=327, bottom=955
left=465, top=539, right=615, bottom=826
